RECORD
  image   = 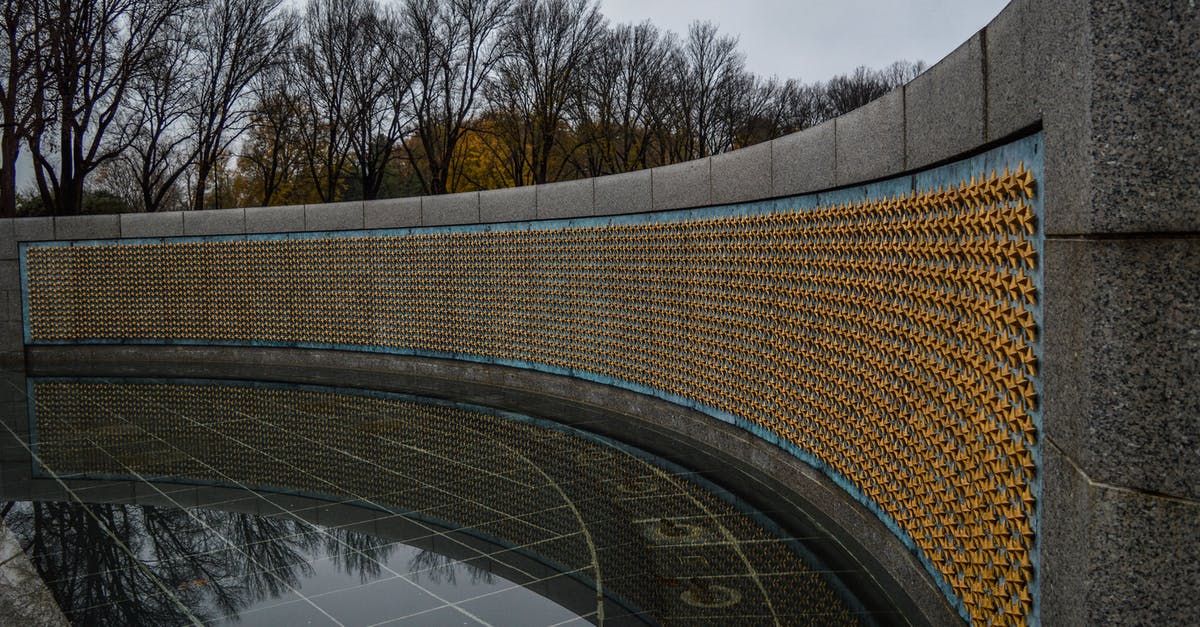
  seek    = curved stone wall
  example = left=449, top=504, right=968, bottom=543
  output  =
left=19, top=134, right=1044, bottom=624
left=1, top=1, right=1197, bottom=625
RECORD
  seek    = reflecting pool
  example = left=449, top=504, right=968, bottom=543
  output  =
left=1, top=377, right=904, bottom=625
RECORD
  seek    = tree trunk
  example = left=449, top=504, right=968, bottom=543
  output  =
left=192, top=160, right=211, bottom=211
left=0, top=126, right=17, bottom=217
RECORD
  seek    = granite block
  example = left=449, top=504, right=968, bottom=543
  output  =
left=13, top=217, right=53, bottom=242
left=364, top=197, right=422, bottom=229
left=904, top=33, right=984, bottom=169
left=422, top=192, right=478, bottom=226
left=3, top=291, right=20, bottom=322
left=0, top=369, right=25, bottom=402
left=305, top=200, right=364, bottom=231
left=0, top=261, right=17, bottom=290
left=982, top=0, right=1030, bottom=141
left=182, top=208, right=245, bottom=236
left=120, top=211, right=184, bottom=238
left=1083, top=0, right=1200, bottom=233
left=711, top=141, right=772, bottom=205
left=982, top=0, right=1078, bottom=141
left=245, top=204, right=305, bottom=234
left=479, top=185, right=536, bottom=223
left=1044, top=237, right=1200, bottom=500
left=536, top=179, right=593, bottom=220
left=0, top=220, right=15, bottom=260
left=594, top=170, right=652, bottom=216
left=835, top=89, right=905, bottom=185
left=54, top=214, right=120, bottom=240
left=651, top=159, right=710, bottom=211
left=772, top=120, right=836, bottom=196
left=1086, top=484, right=1200, bottom=625
left=1040, top=442, right=1089, bottom=627
left=0, top=321, right=23, bottom=352
left=1025, top=0, right=1091, bottom=237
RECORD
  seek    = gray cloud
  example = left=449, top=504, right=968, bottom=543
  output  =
left=596, top=0, right=1009, bottom=81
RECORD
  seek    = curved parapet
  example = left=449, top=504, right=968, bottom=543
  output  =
left=2, top=1, right=1197, bottom=625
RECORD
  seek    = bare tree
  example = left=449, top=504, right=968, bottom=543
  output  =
left=293, top=0, right=372, bottom=202
left=774, top=78, right=832, bottom=133
left=401, top=0, right=511, bottom=195
left=237, top=67, right=307, bottom=206
left=821, top=61, right=924, bottom=118
left=121, top=16, right=196, bottom=212
left=344, top=4, right=413, bottom=201
left=880, top=59, right=927, bottom=88
left=0, top=0, right=36, bottom=216
left=26, top=0, right=188, bottom=215
left=570, top=22, right=675, bottom=177
left=189, top=0, right=292, bottom=211
left=663, top=21, right=744, bottom=162
left=488, top=0, right=603, bottom=185
left=715, top=72, right=781, bottom=151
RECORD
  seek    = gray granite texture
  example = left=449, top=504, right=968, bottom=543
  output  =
left=182, top=208, right=244, bottom=236
left=1040, top=442, right=1090, bottom=627
left=772, top=119, right=836, bottom=197
left=13, top=217, right=52, bottom=243
left=120, top=212, right=184, bottom=238
left=1042, top=441, right=1200, bottom=627
left=652, top=159, right=710, bottom=211
left=54, top=214, right=120, bottom=240
left=536, top=179, right=592, bottom=219
left=711, top=141, right=772, bottom=205
left=0, top=221, right=15, bottom=260
left=1044, top=236, right=1200, bottom=501
left=305, top=201, right=363, bottom=231
left=594, top=170, right=652, bottom=216
left=246, top=205, right=306, bottom=234
left=1084, top=0, right=1200, bottom=234
left=422, top=192, right=478, bottom=226
left=479, top=186, right=536, bottom=223
left=1085, top=483, right=1200, bottom=625
left=0, top=260, right=17, bottom=290
left=904, top=33, right=984, bottom=169
left=364, top=197, right=421, bottom=229
left=2, top=291, right=20, bottom=322
left=835, top=89, right=905, bottom=185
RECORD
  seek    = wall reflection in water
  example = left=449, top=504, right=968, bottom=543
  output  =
left=1, top=378, right=883, bottom=625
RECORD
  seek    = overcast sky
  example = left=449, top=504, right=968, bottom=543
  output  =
left=597, top=0, right=1009, bottom=81
left=13, top=0, right=1010, bottom=193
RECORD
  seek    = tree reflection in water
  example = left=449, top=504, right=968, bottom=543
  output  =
left=407, top=547, right=494, bottom=586
left=2, top=499, right=395, bottom=625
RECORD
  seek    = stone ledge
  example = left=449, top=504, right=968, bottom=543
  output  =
left=182, top=208, right=245, bottom=236
left=905, top=33, right=985, bottom=170
left=535, top=179, right=593, bottom=220
left=54, top=214, right=121, bottom=240
left=120, top=212, right=184, bottom=238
